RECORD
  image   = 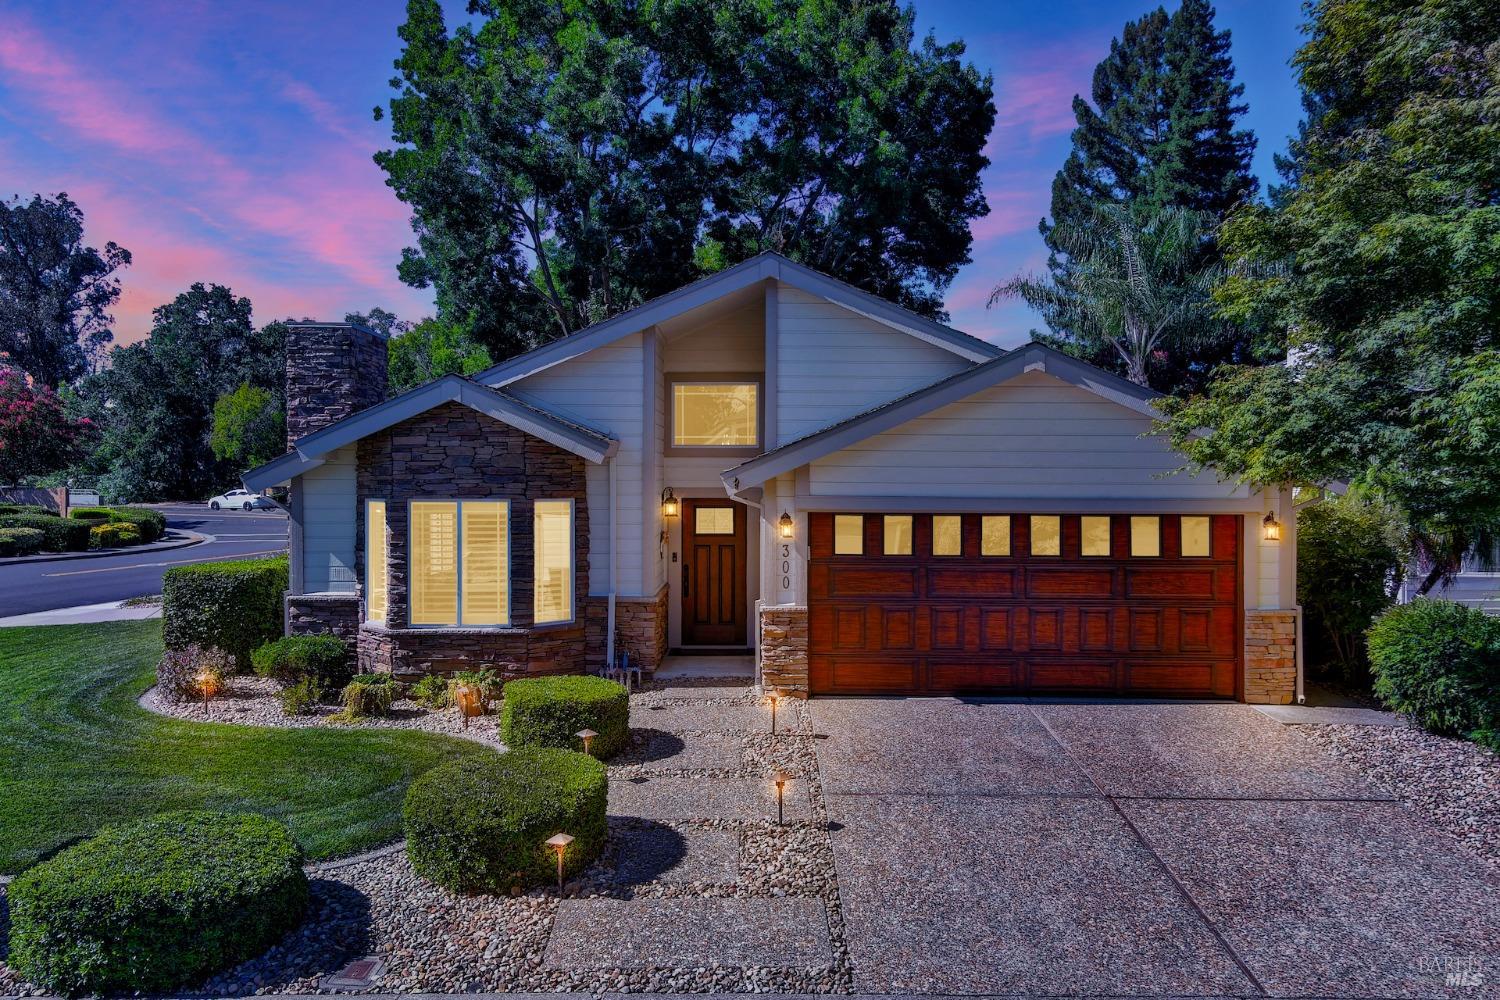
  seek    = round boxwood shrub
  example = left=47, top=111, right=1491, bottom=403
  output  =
left=111, top=505, right=167, bottom=542
left=89, top=521, right=142, bottom=549
left=500, top=675, right=630, bottom=758
left=1368, top=599, right=1500, bottom=748
left=252, top=633, right=352, bottom=688
left=0, top=513, right=89, bottom=552
left=0, top=526, right=45, bottom=557
left=68, top=506, right=113, bottom=522
left=7, top=811, right=309, bottom=997
left=403, top=748, right=606, bottom=893
left=163, top=555, right=287, bottom=670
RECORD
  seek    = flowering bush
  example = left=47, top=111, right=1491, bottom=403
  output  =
left=156, top=644, right=232, bottom=703
left=0, top=364, right=93, bottom=483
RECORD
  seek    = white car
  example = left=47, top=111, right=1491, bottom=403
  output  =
left=208, top=489, right=275, bottom=511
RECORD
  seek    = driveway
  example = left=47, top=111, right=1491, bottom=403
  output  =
left=808, top=698, right=1499, bottom=998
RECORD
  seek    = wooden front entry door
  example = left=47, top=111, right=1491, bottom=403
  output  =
left=681, top=498, right=748, bottom=646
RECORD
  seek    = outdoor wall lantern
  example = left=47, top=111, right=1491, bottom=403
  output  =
left=576, top=728, right=598, bottom=756
left=778, top=511, right=795, bottom=540
left=546, top=832, right=574, bottom=892
left=1262, top=511, right=1283, bottom=542
left=661, top=488, right=679, bottom=519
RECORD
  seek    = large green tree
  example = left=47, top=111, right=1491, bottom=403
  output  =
left=0, top=193, right=131, bottom=387
left=210, top=383, right=285, bottom=474
left=74, top=285, right=286, bottom=501
left=386, top=319, right=493, bottom=395
left=1038, top=0, right=1258, bottom=392
left=1161, top=0, right=1500, bottom=594
left=376, top=0, right=994, bottom=358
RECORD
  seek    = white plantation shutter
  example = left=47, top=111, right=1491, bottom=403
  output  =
left=461, top=502, right=509, bottom=626
left=410, top=502, right=458, bottom=625
left=366, top=501, right=388, bottom=622
left=533, top=500, right=574, bottom=624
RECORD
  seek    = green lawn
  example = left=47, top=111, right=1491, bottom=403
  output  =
left=0, top=620, right=491, bottom=874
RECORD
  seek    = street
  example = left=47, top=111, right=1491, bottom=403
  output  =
left=0, top=504, right=289, bottom=617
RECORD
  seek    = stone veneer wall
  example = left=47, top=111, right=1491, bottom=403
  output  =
left=759, top=605, right=809, bottom=698
left=285, top=322, right=387, bottom=447
left=584, top=585, right=670, bottom=673
left=287, top=594, right=360, bottom=644
left=352, top=400, right=591, bottom=680
left=1243, top=609, right=1298, bottom=705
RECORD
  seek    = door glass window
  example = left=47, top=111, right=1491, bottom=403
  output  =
left=834, top=515, right=863, bottom=555
left=883, top=515, right=913, bottom=555
left=1030, top=515, right=1061, bottom=556
left=932, top=515, right=962, bottom=556
left=1181, top=516, right=1211, bottom=557
left=695, top=507, right=734, bottom=535
left=1081, top=516, right=1111, bottom=556
left=981, top=515, right=1011, bottom=556
left=1130, top=516, right=1162, bottom=557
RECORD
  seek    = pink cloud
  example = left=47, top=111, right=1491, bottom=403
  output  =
left=970, top=188, right=1046, bottom=243
left=986, top=40, right=1101, bottom=157
left=277, top=76, right=368, bottom=145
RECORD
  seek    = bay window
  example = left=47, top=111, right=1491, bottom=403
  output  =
left=408, top=500, right=510, bottom=626
left=533, top=500, right=574, bottom=624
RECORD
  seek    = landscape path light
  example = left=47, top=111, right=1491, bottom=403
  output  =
left=767, top=689, right=782, bottom=735
left=773, top=773, right=789, bottom=826
left=195, top=670, right=221, bottom=718
left=545, top=832, right=575, bottom=892
left=576, top=728, right=598, bottom=756
left=453, top=682, right=482, bottom=729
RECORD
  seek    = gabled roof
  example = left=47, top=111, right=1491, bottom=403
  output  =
left=476, top=251, right=1003, bottom=387
left=243, top=375, right=618, bottom=491
left=721, top=342, right=1167, bottom=493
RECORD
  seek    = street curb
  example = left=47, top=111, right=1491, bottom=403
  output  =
left=0, top=529, right=207, bottom=566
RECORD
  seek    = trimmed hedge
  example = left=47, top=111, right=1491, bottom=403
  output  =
left=1368, top=599, right=1500, bottom=748
left=252, top=634, right=352, bottom=688
left=112, top=506, right=167, bottom=542
left=0, top=503, right=53, bottom=517
left=89, top=522, right=142, bottom=549
left=0, top=514, right=89, bottom=552
left=6, top=811, right=309, bottom=997
left=163, top=555, right=288, bottom=670
left=403, top=748, right=606, bottom=893
left=500, top=675, right=630, bottom=758
left=68, top=507, right=113, bottom=522
left=0, top=526, right=45, bottom=557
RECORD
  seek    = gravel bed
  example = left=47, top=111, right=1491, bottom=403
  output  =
left=1296, top=721, right=1500, bottom=868
left=140, top=676, right=505, bottom=749
left=3, top=684, right=853, bottom=996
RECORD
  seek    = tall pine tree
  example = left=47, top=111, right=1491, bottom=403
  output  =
left=1039, top=0, right=1258, bottom=393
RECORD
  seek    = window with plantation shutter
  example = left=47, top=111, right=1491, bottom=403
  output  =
left=410, top=502, right=458, bottom=625
left=533, top=500, right=574, bottom=624
left=366, top=500, right=388, bottom=622
left=408, top=500, right=512, bottom=626
left=461, top=502, right=509, bottom=625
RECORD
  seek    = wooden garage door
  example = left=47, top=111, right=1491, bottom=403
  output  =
left=808, top=512, right=1242, bottom=698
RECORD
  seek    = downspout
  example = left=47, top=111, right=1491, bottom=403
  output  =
left=1295, top=606, right=1305, bottom=705
left=606, top=454, right=617, bottom=671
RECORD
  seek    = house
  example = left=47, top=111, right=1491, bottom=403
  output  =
left=245, top=252, right=1302, bottom=704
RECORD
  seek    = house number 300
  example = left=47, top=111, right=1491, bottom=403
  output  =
left=781, top=544, right=791, bottom=589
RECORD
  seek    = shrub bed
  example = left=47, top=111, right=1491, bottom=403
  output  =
left=0, top=526, right=45, bottom=557
left=0, top=503, right=52, bottom=517
left=156, top=644, right=233, bottom=703
left=252, top=634, right=352, bottom=688
left=6, top=810, right=309, bottom=997
left=1368, top=599, right=1500, bottom=748
left=403, top=748, right=606, bottom=893
left=111, top=506, right=167, bottom=542
left=68, top=507, right=113, bottom=522
left=0, top=514, right=89, bottom=552
left=89, top=522, right=142, bottom=549
left=163, top=555, right=287, bottom=670
left=500, top=675, right=630, bottom=758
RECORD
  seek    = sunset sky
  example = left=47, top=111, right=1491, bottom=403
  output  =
left=0, top=0, right=1304, bottom=350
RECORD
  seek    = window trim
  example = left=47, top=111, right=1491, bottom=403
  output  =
left=406, top=498, right=512, bottom=629
left=532, top=498, right=576, bottom=626
left=365, top=499, right=388, bottom=624
left=664, top=373, right=764, bottom=457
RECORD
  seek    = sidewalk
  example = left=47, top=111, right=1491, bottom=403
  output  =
left=0, top=598, right=162, bottom=628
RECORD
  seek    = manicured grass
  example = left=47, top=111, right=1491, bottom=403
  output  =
left=0, top=621, right=491, bottom=874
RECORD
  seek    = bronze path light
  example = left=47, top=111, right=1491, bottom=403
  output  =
left=546, top=832, right=574, bottom=892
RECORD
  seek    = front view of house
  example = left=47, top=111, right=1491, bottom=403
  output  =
left=246, top=252, right=1301, bottom=704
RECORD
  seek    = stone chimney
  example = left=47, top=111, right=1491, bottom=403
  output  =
left=285, top=322, right=388, bottom=448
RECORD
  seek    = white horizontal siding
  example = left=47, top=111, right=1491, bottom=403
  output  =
left=776, top=284, right=972, bottom=441
left=508, top=334, right=646, bottom=596
left=808, top=371, right=1252, bottom=502
left=301, top=445, right=357, bottom=593
left=661, top=301, right=763, bottom=373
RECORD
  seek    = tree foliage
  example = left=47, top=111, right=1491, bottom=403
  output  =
left=0, top=193, right=131, bottom=387
left=1161, top=0, right=1500, bottom=588
left=1295, top=495, right=1403, bottom=681
left=1037, top=0, right=1258, bottom=392
left=211, top=383, right=285, bottom=473
left=376, top=0, right=994, bottom=358
left=0, top=363, right=93, bottom=483
left=994, top=203, right=1223, bottom=387
left=73, top=285, right=285, bottom=501
left=386, top=319, right=493, bottom=395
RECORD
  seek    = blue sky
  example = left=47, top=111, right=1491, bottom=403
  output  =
left=0, top=0, right=1305, bottom=349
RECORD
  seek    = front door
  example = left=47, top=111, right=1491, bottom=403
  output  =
left=681, top=498, right=748, bottom=646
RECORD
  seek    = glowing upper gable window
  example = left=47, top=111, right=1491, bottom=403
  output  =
left=671, top=383, right=758, bottom=447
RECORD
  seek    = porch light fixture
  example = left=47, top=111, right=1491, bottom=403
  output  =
left=576, top=728, right=598, bottom=756
left=546, top=832, right=574, bottom=892
left=1262, top=511, right=1282, bottom=542
left=773, top=773, right=789, bottom=826
left=767, top=689, right=782, bottom=735
left=661, top=488, right=679, bottom=519
left=778, top=511, right=795, bottom=540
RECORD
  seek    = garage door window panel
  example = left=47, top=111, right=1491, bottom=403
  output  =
left=1030, top=515, right=1061, bottom=556
left=834, top=515, right=863, bottom=555
left=1081, top=516, right=1112, bottom=557
left=981, top=515, right=1011, bottom=556
left=932, top=515, right=963, bottom=557
left=1130, top=516, right=1162, bottom=557
left=883, top=515, right=913, bottom=556
left=1180, top=516, right=1212, bottom=557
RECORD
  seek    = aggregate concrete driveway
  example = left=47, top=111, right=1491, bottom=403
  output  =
left=808, top=698, right=1500, bottom=998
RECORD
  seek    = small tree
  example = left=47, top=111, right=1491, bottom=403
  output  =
left=0, top=362, right=92, bottom=483
left=210, top=383, right=285, bottom=472
left=1296, top=496, right=1403, bottom=682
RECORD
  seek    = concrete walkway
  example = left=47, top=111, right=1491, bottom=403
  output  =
left=0, top=598, right=161, bottom=628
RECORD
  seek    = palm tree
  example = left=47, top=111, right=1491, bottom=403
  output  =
left=992, top=203, right=1223, bottom=388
